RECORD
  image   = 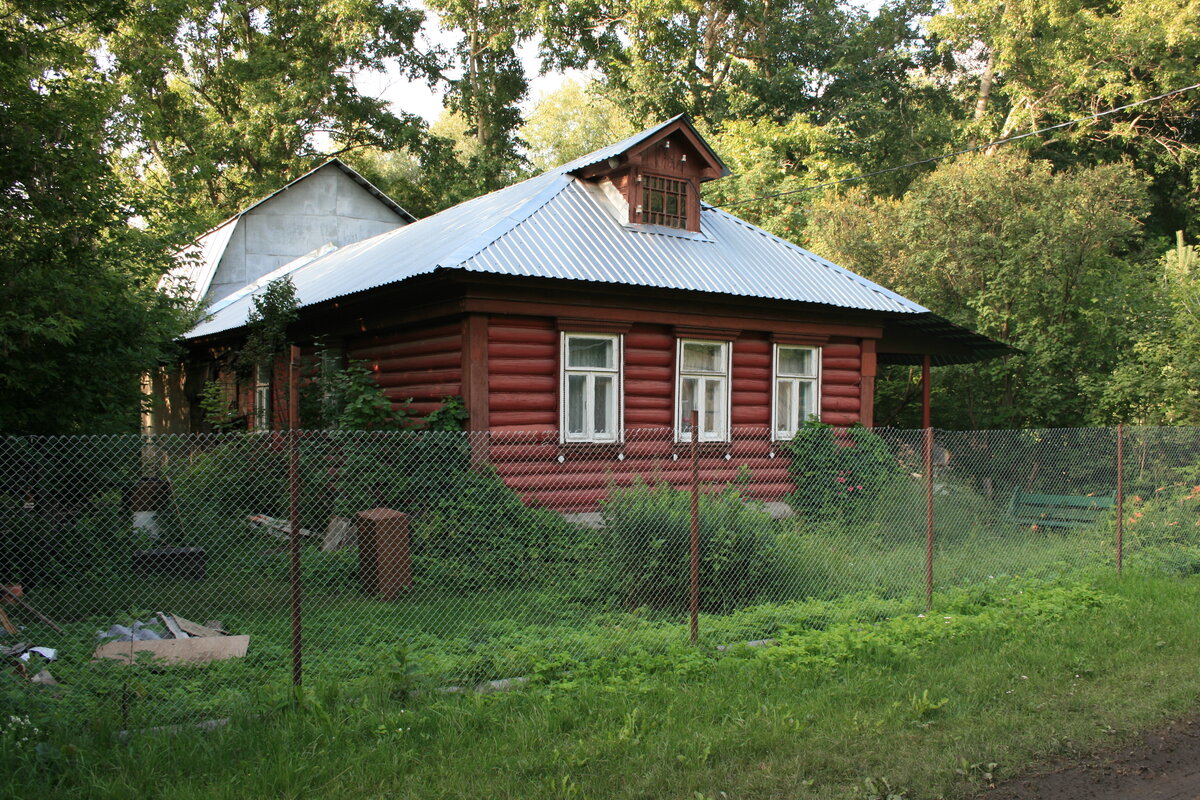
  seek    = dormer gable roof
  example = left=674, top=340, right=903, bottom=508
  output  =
left=559, top=114, right=729, bottom=182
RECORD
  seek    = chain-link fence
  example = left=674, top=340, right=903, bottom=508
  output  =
left=2, top=425, right=1197, bottom=729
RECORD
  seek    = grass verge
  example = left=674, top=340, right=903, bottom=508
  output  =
left=5, top=572, right=1200, bottom=799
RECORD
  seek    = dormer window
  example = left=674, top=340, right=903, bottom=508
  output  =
left=642, top=174, right=688, bottom=229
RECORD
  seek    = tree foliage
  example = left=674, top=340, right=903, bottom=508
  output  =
left=0, top=0, right=192, bottom=434
left=807, top=151, right=1151, bottom=428
left=106, top=0, right=441, bottom=235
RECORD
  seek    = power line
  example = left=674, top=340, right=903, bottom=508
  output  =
left=716, top=81, right=1200, bottom=209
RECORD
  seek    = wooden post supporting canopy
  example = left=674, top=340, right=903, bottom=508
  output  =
left=921, top=354, right=932, bottom=430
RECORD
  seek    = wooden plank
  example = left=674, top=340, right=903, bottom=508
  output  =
left=172, top=615, right=227, bottom=638
left=93, top=635, right=250, bottom=665
left=158, top=612, right=190, bottom=639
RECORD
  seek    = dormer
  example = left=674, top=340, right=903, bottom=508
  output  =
left=568, top=116, right=728, bottom=234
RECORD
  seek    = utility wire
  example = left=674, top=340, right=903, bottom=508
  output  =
left=716, top=81, right=1200, bottom=209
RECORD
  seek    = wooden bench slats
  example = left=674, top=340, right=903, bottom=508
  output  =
left=1007, top=489, right=1116, bottom=529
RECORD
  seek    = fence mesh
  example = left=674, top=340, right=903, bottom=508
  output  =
left=2, top=425, right=1197, bottom=728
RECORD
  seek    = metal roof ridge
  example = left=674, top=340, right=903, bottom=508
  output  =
left=439, top=173, right=575, bottom=269
left=700, top=204, right=928, bottom=313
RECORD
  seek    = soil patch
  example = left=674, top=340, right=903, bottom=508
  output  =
left=977, top=717, right=1200, bottom=800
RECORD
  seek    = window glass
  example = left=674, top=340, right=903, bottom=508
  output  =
left=567, top=336, right=613, bottom=369
left=594, top=375, right=614, bottom=435
left=682, top=342, right=723, bottom=372
left=778, top=347, right=814, bottom=376
left=703, top=378, right=722, bottom=433
left=567, top=373, right=586, bottom=435
left=775, top=379, right=794, bottom=434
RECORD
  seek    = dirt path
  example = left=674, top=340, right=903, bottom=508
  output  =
left=978, top=717, right=1200, bottom=800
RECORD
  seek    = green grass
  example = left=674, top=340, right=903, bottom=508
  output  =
left=7, top=573, right=1200, bottom=799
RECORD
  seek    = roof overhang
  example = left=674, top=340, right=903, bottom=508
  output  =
left=877, top=313, right=1019, bottom=366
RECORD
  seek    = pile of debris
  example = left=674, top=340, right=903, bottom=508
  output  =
left=93, top=613, right=249, bottom=665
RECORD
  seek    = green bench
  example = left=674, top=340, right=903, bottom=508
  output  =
left=1006, top=488, right=1117, bottom=529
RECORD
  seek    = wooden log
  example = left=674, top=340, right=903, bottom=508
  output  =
left=734, top=339, right=772, bottom=355
left=347, top=323, right=461, bottom=352
left=822, top=369, right=861, bottom=385
left=823, top=357, right=862, bottom=370
left=372, top=352, right=461, bottom=373
left=373, top=379, right=462, bottom=397
left=822, top=395, right=862, bottom=412
left=489, top=357, right=556, bottom=375
left=489, top=393, right=557, bottom=412
left=625, top=409, right=673, bottom=425
left=623, top=332, right=675, bottom=349
left=489, top=410, right=557, bottom=427
left=823, top=384, right=861, bottom=398
left=821, top=411, right=859, bottom=426
left=347, top=334, right=462, bottom=362
left=489, top=324, right=557, bottom=344
left=624, top=350, right=673, bottom=367
left=486, top=341, right=557, bottom=359
left=732, top=366, right=770, bottom=381
left=824, top=343, right=861, bottom=358
left=489, top=374, right=556, bottom=392
left=624, top=395, right=673, bottom=410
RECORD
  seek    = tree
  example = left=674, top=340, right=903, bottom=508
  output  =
left=0, top=0, right=192, bottom=434
left=1098, top=232, right=1200, bottom=424
left=929, top=0, right=1200, bottom=233
left=806, top=151, right=1150, bottom=428
left=106, top=0, right=441, bottom=237
left=520, top=79, right=634, bottom=171
left=428, top=0, right=532, bottom=191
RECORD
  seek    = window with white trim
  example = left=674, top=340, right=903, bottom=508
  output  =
left=773, top=344, right=820, bottom=439
left=253, top=364, right=271, bottom=431
left=676, top=339, right=731, bottom=441
left=561, top=333, right=621, bottom=442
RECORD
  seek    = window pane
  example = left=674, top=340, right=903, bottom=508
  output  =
left=680, top=377, right=698, bottom=431
left=682, top=342, right=722, bottom=372
left=798, top=380, right=815, bottom=423
left=778, top=347, right=814, bottom=376
left=776, top=379, right=794, bottom=434
left=703, top=378, right=722, bottom=434
left=567, top=337, right=613, bottom=369
left=594, top=375, right=613, bottom=435
left=567, top=374, right=586, bottom=434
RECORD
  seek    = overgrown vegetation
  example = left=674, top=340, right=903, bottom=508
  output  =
left=6, top=574, right=1200, bottom=799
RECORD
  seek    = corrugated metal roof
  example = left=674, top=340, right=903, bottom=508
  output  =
left=184, top=118, right=928, bottom=341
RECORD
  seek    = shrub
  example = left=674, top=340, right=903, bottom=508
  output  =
left=599, top=477, right=782, bottom=612
left=785, top=421, right=903, bottom=522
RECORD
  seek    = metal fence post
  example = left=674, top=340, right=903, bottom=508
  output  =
left=690, top=409, right=700, bottom=644
left=924, top=426, right=934, bottom=610
left=288, top=344, right=303, bottom=687
left=1116, top=422, right=1124, bottom=575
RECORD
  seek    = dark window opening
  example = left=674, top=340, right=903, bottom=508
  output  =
left=642, top=175, right=688, bottom=229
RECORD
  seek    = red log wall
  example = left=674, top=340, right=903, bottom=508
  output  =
left=346, top=322, right=463, bottom=419
left=483, top=318, right=866, bottom=512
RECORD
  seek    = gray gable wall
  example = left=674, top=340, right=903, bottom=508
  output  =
left=202, top=164, right=407, bottom=305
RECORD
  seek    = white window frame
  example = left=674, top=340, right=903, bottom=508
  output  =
left=771, top=343, right=822, bottom=440
left=253, top=363, right=271, bottom=431
left=675, top=339, right=732, bottom=442
left=560, top=332, right=623, bottom=443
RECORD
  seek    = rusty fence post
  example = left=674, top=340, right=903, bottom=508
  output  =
left=690, top=409, right=700, bottom=644
left=288, top=344, right=303, bottom=688
left=1116, top=423, right=1124, bottom=575
left=924, top=426, right=934, bottom=611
